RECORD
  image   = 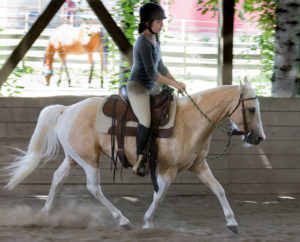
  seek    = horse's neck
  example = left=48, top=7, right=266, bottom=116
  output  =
left=200, top=86, right=240, bottom=124
left=180, top=86, right=240, bottom=134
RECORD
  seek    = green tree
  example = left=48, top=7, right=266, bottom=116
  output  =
left=198, top=0, right=300, bottom=96
left=112, top=0, right=149, bottom=85
left=198, top=0, right=277, bottom=73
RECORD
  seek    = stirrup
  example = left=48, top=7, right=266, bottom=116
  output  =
left=133, top=155, right=147, bottom=177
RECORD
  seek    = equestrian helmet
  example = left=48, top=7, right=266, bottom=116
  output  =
left=139, top=2, right=166, bottom=23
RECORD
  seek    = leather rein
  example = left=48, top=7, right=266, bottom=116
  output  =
left=184, top=90, right=257, bottom=159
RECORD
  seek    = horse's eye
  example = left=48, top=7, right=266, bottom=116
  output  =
left=248, top=107, right=256, bottom=113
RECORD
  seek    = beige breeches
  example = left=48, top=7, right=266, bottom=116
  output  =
left=127, top=81, right=160, bottom=128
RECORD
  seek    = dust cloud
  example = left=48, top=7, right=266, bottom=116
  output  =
left=0, top=195, right=299, bottom=241
left=0, top=199, right=113, bottom=229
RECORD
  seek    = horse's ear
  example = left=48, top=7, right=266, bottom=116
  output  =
left=240, top=80, right=245, bottom=94
left=240, top=76, right=252, bottom=94
left=243, top=76, right=251, bottom=87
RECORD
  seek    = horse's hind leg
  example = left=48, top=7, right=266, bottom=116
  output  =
left=143, top=172, right=174, bottom=229
left=99, top=50, right=104, bottom=88
left=42, top=155, right=76, bottom=215
left=58, top=54, right=71, bottom=86
left=88, top=53, right=94, bottom=84
left=190, top=160, right=238, bottom=233
left=83, top=164, right=132, bottom=229
left=57, top=63, right=64, bottom=86
left=63, top=62, right=71, bottom=87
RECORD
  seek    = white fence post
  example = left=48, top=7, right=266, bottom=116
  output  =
left=70, top=14, right=74, bottom=26
left=24, top=12, right=29, bottom=32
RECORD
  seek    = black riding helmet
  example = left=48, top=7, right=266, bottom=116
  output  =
left=138, top=2, right=166, bottom=34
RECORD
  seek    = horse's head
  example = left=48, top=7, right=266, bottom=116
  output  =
left=229, top=77, right=266, bottom=145
left=42, top=57, right=53, bottom=85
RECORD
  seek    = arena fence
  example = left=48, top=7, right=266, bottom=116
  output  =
left=0, top=96, right=299, bottom=197
left=0, top=28, right=262, bottom=83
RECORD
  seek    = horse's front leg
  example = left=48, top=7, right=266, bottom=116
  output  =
left=143, top=172, right=175, bottom=229
left=190, top=160, right=238, bottom=234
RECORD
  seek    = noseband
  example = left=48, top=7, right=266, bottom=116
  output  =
left=229, top=94, right=258, bottom=138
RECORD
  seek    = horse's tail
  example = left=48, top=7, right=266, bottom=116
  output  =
left=4, top=105, right=65, bottom=190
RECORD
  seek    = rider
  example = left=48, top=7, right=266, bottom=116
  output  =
left=127, top=2, right=186, bottom=176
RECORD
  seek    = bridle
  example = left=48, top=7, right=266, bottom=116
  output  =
left=183, top=89, right=258, bottom=159
left=229, top=94, right=258, bottom=139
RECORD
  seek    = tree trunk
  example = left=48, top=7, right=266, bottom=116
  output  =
left=272, top=1, right=300, bottom=97
left=217, top=0, right=234, bottom=86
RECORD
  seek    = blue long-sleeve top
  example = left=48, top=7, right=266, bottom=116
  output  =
left=128, top=34, right=169, bottom=89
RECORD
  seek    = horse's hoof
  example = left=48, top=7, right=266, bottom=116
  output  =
left=227, top=225, right=239, bottom=234
left=121, top=222, right=133, bottom=231
left=41, top=208, right=49, bottom=217
left=142, top=223, right=153, bottom=229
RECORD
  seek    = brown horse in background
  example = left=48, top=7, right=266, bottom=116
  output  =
left=43, top=24, right=106, bottom=87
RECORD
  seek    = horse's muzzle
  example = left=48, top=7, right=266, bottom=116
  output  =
left=245, top=130, right=264, bottom=145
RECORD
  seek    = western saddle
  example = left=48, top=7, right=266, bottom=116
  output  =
left=102, top=86, right=174, bottom=192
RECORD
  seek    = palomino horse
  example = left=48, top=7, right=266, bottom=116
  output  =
left=43, top=24, right=106, bottom=87
left=5, top=78, right=265, bottom=233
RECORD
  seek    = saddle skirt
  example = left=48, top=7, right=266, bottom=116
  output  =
left=95, top=92, right=177, bottom=138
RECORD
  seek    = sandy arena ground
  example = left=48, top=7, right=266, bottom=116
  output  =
left=0, top=194, right=299, bottom=241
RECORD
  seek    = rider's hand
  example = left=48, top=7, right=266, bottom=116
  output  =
left=174, top=82, right=186, bottom=93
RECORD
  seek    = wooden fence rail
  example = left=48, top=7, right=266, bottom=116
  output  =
left=0, top=96, right=299, bottom=197
left=0, top=29, right=262, bottom=82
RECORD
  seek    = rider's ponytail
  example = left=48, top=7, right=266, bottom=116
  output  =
left=138, top=22, right=147, bottom=34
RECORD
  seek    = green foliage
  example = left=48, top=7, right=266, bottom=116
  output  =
left=105, top=0, right=149, bottom=89
left=242, top=0, right=277, bottom=76
left=0, top=66, right=30, bottom=96
left=197, top=0, right=277, bottom=77
left=243, top=74, right=271, bottom=96
left=114, top=0, right=148, bottom=45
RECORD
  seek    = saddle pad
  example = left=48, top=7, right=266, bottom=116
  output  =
left=95, top=96, right=177, bottom=136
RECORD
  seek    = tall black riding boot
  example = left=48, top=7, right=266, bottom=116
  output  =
left=133, top=124, right=150, bottom=176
